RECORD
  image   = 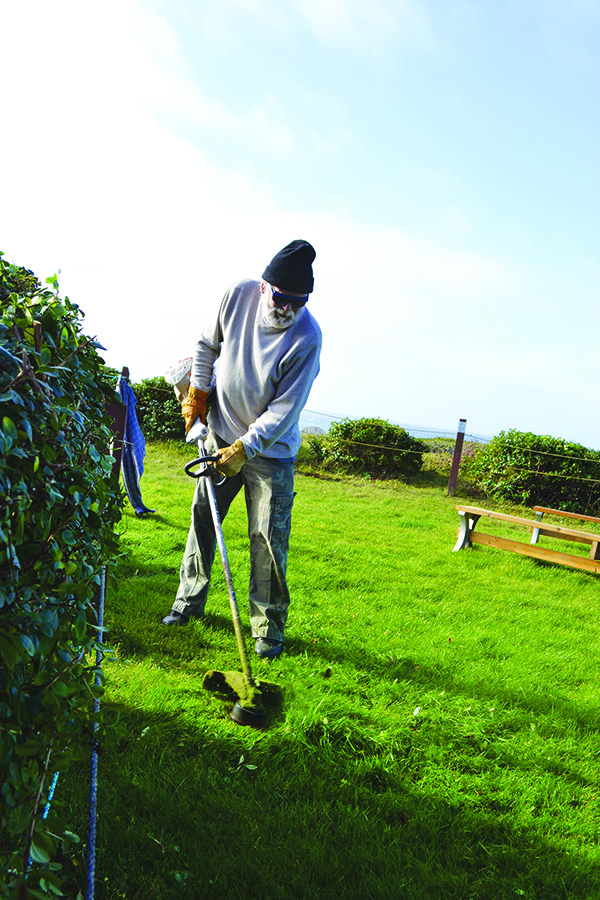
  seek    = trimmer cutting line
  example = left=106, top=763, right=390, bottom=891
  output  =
left=184, top=420, right=282, bottom=728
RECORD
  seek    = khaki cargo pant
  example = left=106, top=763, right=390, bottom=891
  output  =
left=173, top=431, right=295, bottom=642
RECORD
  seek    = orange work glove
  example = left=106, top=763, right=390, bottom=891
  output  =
left=181, top=386, right=209, bottom=433
left=214, top=440, right=247, bottom=477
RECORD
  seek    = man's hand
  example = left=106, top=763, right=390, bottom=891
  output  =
left=214, top=440, right=247, bottom=477
left=181, top=386, right=209, bottom=433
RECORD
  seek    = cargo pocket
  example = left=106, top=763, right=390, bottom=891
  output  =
left=268, top=491, right=296, bottom=549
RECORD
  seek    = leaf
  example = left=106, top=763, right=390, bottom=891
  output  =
left=20, top=419, right=33, bottom=441
left=61, top=529, right=76, bottom=547
left=30, top=828, right=56, bottom=863
left=74, top=608, right=87, bottom=642
left=30, top=841, right=51, bottom=864
left=2, top=416, right=18, bottom=441
left=0, top=389, right=25, bottom=405
left=52, top=681, right=71, bottom=697
left=20, top=633, right=36, bottom=657
left=63, top=830, right=81, bottom=844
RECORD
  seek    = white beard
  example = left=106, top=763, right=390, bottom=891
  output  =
left=260, top=293, right=299, bottom=330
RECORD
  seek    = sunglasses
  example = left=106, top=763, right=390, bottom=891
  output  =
left=270, top=288, right=309, bottom=310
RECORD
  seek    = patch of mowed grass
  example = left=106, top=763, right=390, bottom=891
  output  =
left=62, top=443, right=600, bottom=899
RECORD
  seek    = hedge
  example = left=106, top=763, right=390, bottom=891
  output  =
left=0, top=254, right=123, bottom=898
left=471, top=429, right=600, bottom=514
left=131, top=375, right=184, bottom=441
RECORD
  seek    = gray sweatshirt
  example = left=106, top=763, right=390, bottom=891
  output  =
left=191, top=278, right=322, bottom=459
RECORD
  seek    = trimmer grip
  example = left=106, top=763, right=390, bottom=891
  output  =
left=184, top=455, right=226, bottom=485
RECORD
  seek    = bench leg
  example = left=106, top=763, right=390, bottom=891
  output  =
left=590, top=542, right=600, bottom=561
left=531, top=510, right=543, bottom=545
left=453, top=512, right=480, bottom=551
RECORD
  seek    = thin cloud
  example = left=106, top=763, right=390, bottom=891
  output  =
left=186, top=0, right=434, bottom=55
left=293, top=0, right=434, bottom=53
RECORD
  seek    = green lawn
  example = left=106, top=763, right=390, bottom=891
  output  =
left=64, top=442, right=600, bottom=899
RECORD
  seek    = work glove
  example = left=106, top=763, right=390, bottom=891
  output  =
left=213, top=440, right=247, bottom=477
left=181, top=386, right=209, bottom=433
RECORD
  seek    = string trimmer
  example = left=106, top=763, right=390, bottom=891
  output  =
left=184, top=419, right=282, bottom=728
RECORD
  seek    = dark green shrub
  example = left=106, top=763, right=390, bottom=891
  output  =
left=0, top=254, right=123, bottom=896
left=132, top=376, right=184, bottom=441
left=304, top=434, right=326, bottom=466
left=471, top=429, right=600, bottom=513
left=315, top=417, right=427, bottom=478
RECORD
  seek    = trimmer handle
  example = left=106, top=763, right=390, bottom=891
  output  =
left=184, top=418, right=226, bottom=485
left=184, top=454, right=223, bottom=480
left=186, top=419, right=209, bottom=444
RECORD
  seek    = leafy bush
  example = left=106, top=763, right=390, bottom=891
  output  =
left=312, top=417, right=427, bottom=478
left=295, top=433, right=319, bottom=470
left=0, top=255, right=123, bottom=897
left=471, top=429, right=600, bottom=513
left=420, top=438, right=484, bottom=479
left=131, top=376, right=184, bottom=441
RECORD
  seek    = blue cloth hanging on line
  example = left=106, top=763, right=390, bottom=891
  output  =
left=116, top=377, right=155, bottom=516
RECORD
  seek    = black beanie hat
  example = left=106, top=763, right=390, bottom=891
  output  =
left=262, top=239, right=316, bottom=294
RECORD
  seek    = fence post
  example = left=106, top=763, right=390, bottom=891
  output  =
left=105, top=366, right=129, bottom=483
left=447, top=418, right=467, bottom=496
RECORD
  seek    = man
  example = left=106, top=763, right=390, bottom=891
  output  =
left=161, top=239, right=322, bottom=659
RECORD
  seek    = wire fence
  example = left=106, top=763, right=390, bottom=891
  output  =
left=300, top=409, right=600, bottom=470
left=307, top=436, right=600, bottom=486
left=300, top=407, right=487, bottom=444
left=477, top=466, right=600, bottom=486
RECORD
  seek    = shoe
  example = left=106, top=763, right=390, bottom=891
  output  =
left=161, top=610, right=189, bottom=626
left=255, top=637, right=282, bottom=659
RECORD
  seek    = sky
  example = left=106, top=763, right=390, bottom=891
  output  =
left=2, top=0, right=600, bottom=446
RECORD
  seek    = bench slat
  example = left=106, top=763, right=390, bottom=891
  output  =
left=469, top=531, right=600, bottom=575
left=533, top=505, right=600, bottom=526
left=535, top=526, right=595, bottom=547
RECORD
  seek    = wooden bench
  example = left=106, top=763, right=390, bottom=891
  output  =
left=453, top=504, right=600, bottom=575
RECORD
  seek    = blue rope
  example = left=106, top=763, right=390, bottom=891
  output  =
left=85, top=566, right=105, bottom=900
left=25, top=770, right=61, bottom=874
left=42, top=771, right=60, bottom=819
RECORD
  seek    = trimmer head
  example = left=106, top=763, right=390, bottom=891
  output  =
left=230, top=701, right=267, bottom=728
left=202, top=669, right=283, bottom=727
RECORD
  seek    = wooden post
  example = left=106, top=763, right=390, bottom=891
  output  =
left=105, top=367, right=129, bottom=484
left=447, top=418, right=467, bottom=497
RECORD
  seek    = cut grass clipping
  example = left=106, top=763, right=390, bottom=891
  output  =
left=61, top=442, right=600, bottom=900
